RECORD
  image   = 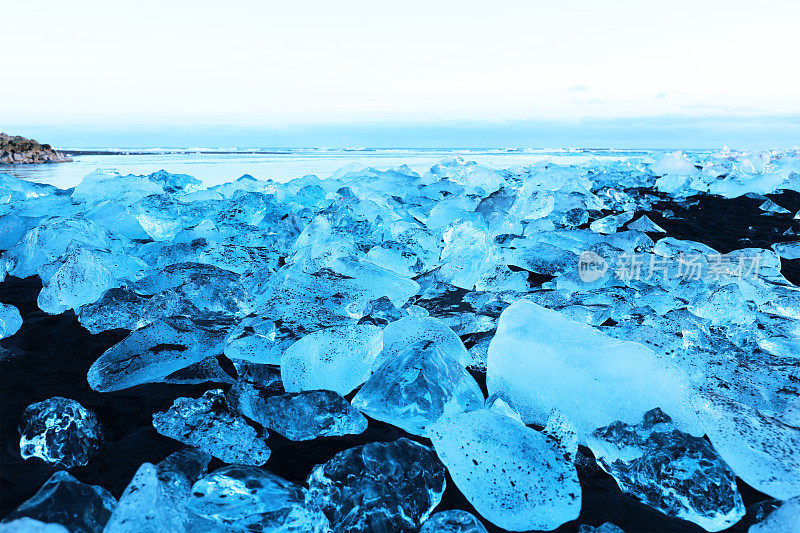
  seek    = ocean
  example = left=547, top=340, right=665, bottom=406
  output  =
left=0, top=147, right=687, bottom=189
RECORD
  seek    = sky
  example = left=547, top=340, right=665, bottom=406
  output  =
left=3, top=0, right=799, bottom=148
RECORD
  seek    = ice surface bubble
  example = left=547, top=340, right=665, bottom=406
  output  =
left=19, top=397, right=103, bottom=469
left=281, top=323, right=383, bottom=396
left=487, top=299, right=702, bottom=437
left=228, top=385, right=368, bottom=441
left=694, top=392, right=800, bottom=500
left=153, top=389, right=271, bottom=465
left=2, top=471, right=116, bottom=533
left=188, top=465, right=329, bottom=532
left=419, top=510, right=489, bottom=533
left=352, top=340, right=484, bottom=436
left=428, top=405, right=581, bottom=532
left=307, top=438, right=446, bottom=532
left=0, top=302, right=22, bottom=339
left=587, top=408, right=745, bottom=531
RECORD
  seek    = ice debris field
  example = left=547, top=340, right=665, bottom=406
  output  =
left=1, top=149, right=799, bottom=532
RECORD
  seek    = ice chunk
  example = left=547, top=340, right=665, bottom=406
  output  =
left=587, top=408, right=744, bottom=531
left=772, top=241, right=800, bottom=260
left=380, top=316, right=471, bottom=366
left=759, top=199, right=791, bottom=214
left=439, top=220, right=500, bottom=290
left=37, top=245, right=146, bottom=314
left=281, top=324, right=383, bottom=395
left=0, top=213, right=32, bottom=250
left=748, top=496, right=800, bottom=533
left=688, top=283, right=754, bottom=326
left=307, top=438, right=446, bottom=532
left=229, top=386, right=367, bottom=441
left=72, top=169, right=164, bottom=204
left=88, top=316, right=228, bottom=392
left=19, top=397, right=103, bottom=469
left=223, top=314, right=291, bottom=366
left=104, top=463, right=186, bottom=532
left=487, top=299, right=701, bottom=436
left=0, top=302, right=22, bottom=339
left=578, top=524, right=626, bottom=533
left=188, top=465, right=329, bottom=532
left=132, top=262, right=252, bottom=317
left=153, top=389, right=270, bottom=465
left=627, top=214, right=666, bottom=233
left=428, top=405, right=581, bottom=531
left=77, top=288, right=147, bottom=333
left=694, top=392, right=800, bottom=500
left=3, top=471, right=115, bottom=533
left=0, top=518, right=68, bottom=532
left=352, top=340, right=484, bottom=436
left=128, top=194, right=186, bottom=241
left=3, top=218, right=130, bottom=279
left=589, top=212, right=634, bottom=234
left=420, top=510, right=489, bottom=533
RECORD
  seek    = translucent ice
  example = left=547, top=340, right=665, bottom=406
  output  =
left=589, top=212, right=634, bottom=234
left=429, top=404, right=581, bottom=532
left=103, top=463, right=186, bottom=532
left=352, top=340, right=484, bottom=436
left=37, top=245, right=146, bottom=314
left=281, top=324, right=383, bottom=395
left=19, top=397, right=103, bottom=469
left=0, top=302, right=22, bottom=339
left=188, top=465, right=329, bottom=532
left=419, top=510, right=489, bottom=533
left=380, top=316, right=471, bottom=366
left=87, top=316, right=228, bottom=392
left=748, top=496, right=800, bottom=533
left=487, top=299, right=702, bottom=436
left=694, top=392, right=800, bottom=500
left=627, top=214, right=666, bottom=233
left=229, top=386, right=368, bottom=441
left=2, top=471, right=115, bottom=533
left=587, top=408, right=744, bottom=531
left=307, top=438, right=446, bottom=532
left=0, top=518, right=68, bottom=533
left=152, top=389, right=271, bottom=465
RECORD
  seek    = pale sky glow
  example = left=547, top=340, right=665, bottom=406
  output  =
left=2, top=1, right=799, bottom=147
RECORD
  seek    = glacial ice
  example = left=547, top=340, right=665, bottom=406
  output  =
left=0, top=302, right=22, bottom=339
left=87, top=316, right=228, bottom=392
left=228, top=386, right=368, bottom=441
left=428, top=403, right=581, bottom=531
left=419, top=510, right=489, bottom=533
left=104, top=463, right=186, bottom=532
left=352, top=340, right=484, bottom=436
left=152, top=389, right=271, bottom=465
left=307, top=438, right=446, bottom=532
left=188, top=465, right=329, bottom=532
left=748, top=496, right=800, bottom=533
left=587, top=408, right=745, bottom=531
left=19, top=397, right=103, bottom=469
left=379, top=316, right=471, bottom=366
left=0, top=518, right=69, bottom=533
left=281, top=323, right=383, bottom=395
left=2, top=471, right=116, bottom=533
left=2, top=150, right=800, bottom=533
left=694, top=392, right=800, bottom=500
left=486, top=299, right=702, bottom=436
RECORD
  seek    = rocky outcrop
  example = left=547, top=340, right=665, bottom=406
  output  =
left=0, top=133, right=72, bottom=164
